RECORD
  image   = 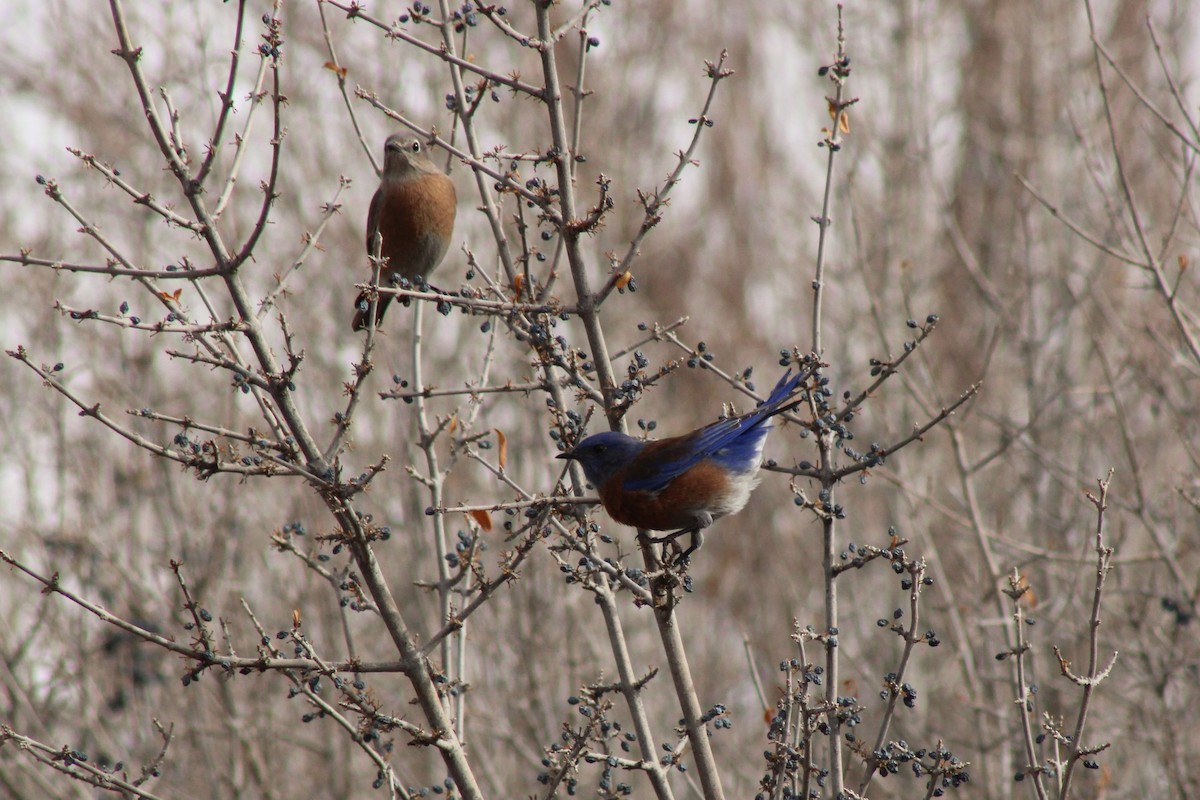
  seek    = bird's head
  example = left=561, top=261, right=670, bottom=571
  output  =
left=557, top=432, right=646, bottom=489
left=382, top=134, right=435, bottom=175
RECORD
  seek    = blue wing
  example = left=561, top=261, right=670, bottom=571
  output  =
left=623, top=369, right=801, bottom=493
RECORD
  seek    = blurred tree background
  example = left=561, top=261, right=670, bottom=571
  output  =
left=1, top=1, right=1198, bottom=798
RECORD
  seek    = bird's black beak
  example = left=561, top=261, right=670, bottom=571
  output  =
left=557, top=450, right=576, bottom=460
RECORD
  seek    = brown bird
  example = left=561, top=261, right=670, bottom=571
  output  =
left=352, top=133, right=457, bottom=331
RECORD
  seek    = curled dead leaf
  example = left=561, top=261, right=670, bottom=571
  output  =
left=827, top=99, right=850, bottom=134
left=495, top=428, right=508, bottom=469
left=1015, top=573, right=1038, bottom=608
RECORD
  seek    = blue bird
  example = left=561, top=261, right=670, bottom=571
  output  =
left=557, top=369, right=804, bottom=561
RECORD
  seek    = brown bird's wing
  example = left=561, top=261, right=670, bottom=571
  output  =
left=365, top=186, right=384, bottom=255
left=618, top=434, right=700, bottom=494
left=352, top=186, right=390, bottom=331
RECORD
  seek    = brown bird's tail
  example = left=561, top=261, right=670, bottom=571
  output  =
left=351, top=291, right=393, bottom=332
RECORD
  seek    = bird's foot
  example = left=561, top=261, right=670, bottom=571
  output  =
left=646, top=527, right=703, bottom=568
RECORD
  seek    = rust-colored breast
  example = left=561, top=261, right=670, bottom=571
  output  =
left=599, top=459, right=732, bottom=531
left=369, top=172, right=457, bottom=279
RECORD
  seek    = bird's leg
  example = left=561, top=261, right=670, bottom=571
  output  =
left=675, top=529, right=704, bottom=565
left=644, top=528, right=689, bottom=566
left=646, top=512, right=713, bottom=567
left=677, top=511, right=714, bottom=565
left=648, top=527, right=696, bottom=546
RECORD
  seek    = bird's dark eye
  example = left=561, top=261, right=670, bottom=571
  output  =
left=409, top=140, right=422, bottom=154
left=594, top=444, right=606, bottom=454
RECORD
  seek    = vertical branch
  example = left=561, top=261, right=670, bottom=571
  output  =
left=856, top=559, right=928, bottom=796
left=540, top=11, right=594, bottom=301
left=947, top=420, right=1017, bottom=782
left=195, top=0, right=248, bottom=187
left=816, top=453, right=842, bottom=797
left=811, top=7, right=851, bottom=356
left=338, top=505, right=486, bottom=800
left=594, top=585, right=677, bottom=800
left=435, top=0, right=519, bottom=282
left=316, top=0, right=376, bottom=170
left=815, top=104, right=846, bottom=800
left=1083, top=0, right=1200, bottom=368
left=531, top=1, right=616, bottom=402
left=409, top=302, right=459, bottom=732
left=532, top=1, right=721, bottom=797
left=1056, top=470, right=1117, bottom=800
left=809, top=16, right=852, bottom=790
left=652, top=596, right=726, bottom=800
left=211, top=51, right=271, bottom=220
left=1006, top=570, right=1049, bottom=800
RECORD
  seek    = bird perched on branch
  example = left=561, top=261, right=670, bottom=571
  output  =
left=352, top=133, right=457, bottom=331
left=557, top=369, right=804, bottom=562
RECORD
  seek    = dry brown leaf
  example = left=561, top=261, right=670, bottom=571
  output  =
left=1015, top=573, right=1038, bottom=608
left=469, top=509, right=493, bottom=532
left=827, top=99, right=850, bottom=134
left=323, top=61, right=348, bottom=79
left=495, top=428, right=508, bottom=469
